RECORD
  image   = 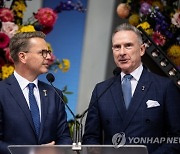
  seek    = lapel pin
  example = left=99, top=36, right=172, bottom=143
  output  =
left=43, top=90, right=47, bottom=96
left=142, top=86, right=145, bottom=91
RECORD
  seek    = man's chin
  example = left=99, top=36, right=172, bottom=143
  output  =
left=120, top=65, right=131, bottom=74
left=41, top=68, right=49, bottom=74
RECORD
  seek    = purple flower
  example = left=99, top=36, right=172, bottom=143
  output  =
left=140, top=2, right=151, bottom=15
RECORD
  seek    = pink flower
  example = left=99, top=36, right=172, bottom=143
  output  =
left=1, top=22, right=18, bottom=38
left=0, top=32, right=10, bottom=48
left=34, top=8, right=58, bottom=27
left=171, top=12, right=180, bottom=28
left=48, top=54, right=56, bottom=65
left=152, top=31, right=166, bottom=46
left=0, top=8, right=14, bottom=22
left=3, top=48, right=14, bottom=63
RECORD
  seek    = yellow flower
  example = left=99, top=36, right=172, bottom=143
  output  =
left=167, top=45, right=180, bottom=66
left=58, top=59, right=70, bottom=72
left=18, top=25, right=36, bottom=33
left=129, top=14, right=140, bottom=26
left=167, top=45, right=180, bottom=57
left=137, top=22, right=150, bottom=29
left=152, top=1, right=163, bottom=11
left=47, top=42, right=53, bottom=52
left=13, top=1, right=26, bottom=12
left=2, top=65, right=14, bottom=80
left=146, top=28, right=153, bottom=35
left=16, top=11, right=24, bottom=18
left=137, top=22, right=153, bottom=35
left=12, top=1, right=26, bottom=18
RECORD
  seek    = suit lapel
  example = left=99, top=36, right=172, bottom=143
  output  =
left=38, top=82, right=49, bottom=140
left=122, top=68, right=152, bottom=131
left=111, top=75, right=126, bottom=121
left=6, top=75, right=35, bottom=132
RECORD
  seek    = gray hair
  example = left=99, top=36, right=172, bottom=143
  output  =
left=112, top=23, right=143, bottom=44
left=9, top=31, right=46, bottom=63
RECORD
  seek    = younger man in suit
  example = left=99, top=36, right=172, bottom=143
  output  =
left=83, top=23, right=180, bottom=154
left=0, top=31, right=72, bottom=154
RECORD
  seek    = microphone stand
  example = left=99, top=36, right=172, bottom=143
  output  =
left=77, top=67, right=121, bottom=145
left=72, top=118, right=82, bottom=151
left=46, top=67, right=120, bottom=152
left=48, top=81, right=81, bottom=151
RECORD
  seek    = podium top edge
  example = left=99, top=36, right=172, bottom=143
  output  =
left=8, top=145, right=147, bottom=148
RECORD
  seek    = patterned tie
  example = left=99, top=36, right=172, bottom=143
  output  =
left=28, top=83, right=40, bottom=137
left=122, top=74, right=133, bottom=109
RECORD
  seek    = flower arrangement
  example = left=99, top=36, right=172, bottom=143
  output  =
left=116, top=0, right=180, bottom=69
left=0, top=0, right=86, bottom=80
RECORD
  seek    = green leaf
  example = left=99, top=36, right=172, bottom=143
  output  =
left=63, top=91, right=73, bottom=95
left=63, top=95, right=68, bottom=103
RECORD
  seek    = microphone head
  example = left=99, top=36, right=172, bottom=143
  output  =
left=113, top=67, right=121, bottom=76
left=46, top=73, right=55, bottom=83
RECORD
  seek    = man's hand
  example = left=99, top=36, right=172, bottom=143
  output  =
left=42, top=141, right=55, bottom=145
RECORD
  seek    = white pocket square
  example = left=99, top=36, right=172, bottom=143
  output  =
left=146, top=100, right=160, bottom=108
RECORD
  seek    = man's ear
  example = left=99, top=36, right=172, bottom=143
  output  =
left=18, top=52, right=27, bottom=64
left=140, top=43, right=146, bottom=56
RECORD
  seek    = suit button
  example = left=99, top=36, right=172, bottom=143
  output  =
left=146, top=119, right=150, bottom=123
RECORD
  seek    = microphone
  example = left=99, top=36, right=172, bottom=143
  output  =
left=78, top=67, right=121, bottom=144
left=46, top=73, right=55, bottom=83
left=113, top=67, right=121, bottom=76
left=46, top=73, right=80, bottom=150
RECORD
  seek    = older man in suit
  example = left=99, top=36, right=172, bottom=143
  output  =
left=0, top=31, right=72, bottom=154
left=83, top=23, right=180, bottom=154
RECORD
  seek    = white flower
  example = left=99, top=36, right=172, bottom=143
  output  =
left=1, top=22, right=18, bottom=38
left=171, top=12, right=180, bottom=28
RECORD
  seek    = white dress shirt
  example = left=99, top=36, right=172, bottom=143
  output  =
left=121, top=64, right=143, bottom=96
left=14, top=71, right=41, bottom=120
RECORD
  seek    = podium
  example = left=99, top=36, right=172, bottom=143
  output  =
left=8, top=145, right=148, bottom=154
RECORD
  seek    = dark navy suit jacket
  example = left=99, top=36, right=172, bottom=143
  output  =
left=83, top=68, right=180, bottom=154
left=0, top=74, right=72, bottom=154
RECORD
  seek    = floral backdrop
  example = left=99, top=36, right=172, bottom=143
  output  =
left=116, top=0, right=180, bottom=69
left=0, top=0, right=86, bottom=81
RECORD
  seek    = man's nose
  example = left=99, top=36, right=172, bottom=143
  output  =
left=119, top=47, right=126, bottom=56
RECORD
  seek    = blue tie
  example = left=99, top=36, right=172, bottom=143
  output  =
left=28, top=83, right=40, bottom=137
left=122, top=74, right=133, bottom=109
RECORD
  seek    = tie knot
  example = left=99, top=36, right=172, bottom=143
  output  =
left=124, top=74, right=133, bottom=80
left=28, top=83, right=35, bottom=91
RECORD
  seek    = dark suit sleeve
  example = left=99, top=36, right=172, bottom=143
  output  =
left=55, top=90, right=72, bottom=145
left=0, top=102, right=10, bottom=154
left=151, top=80, right=180, bottom=154
left=82, top=85, right=103, bottom=144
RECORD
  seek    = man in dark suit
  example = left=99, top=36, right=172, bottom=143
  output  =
left=83, top=23, right=180, bottom=153
left=0, top=31, right=72, bottom=154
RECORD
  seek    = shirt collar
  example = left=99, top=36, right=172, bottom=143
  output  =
left=14, top=71, right=38, bottom=90
left=121, top=63, right=143, bottom=82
